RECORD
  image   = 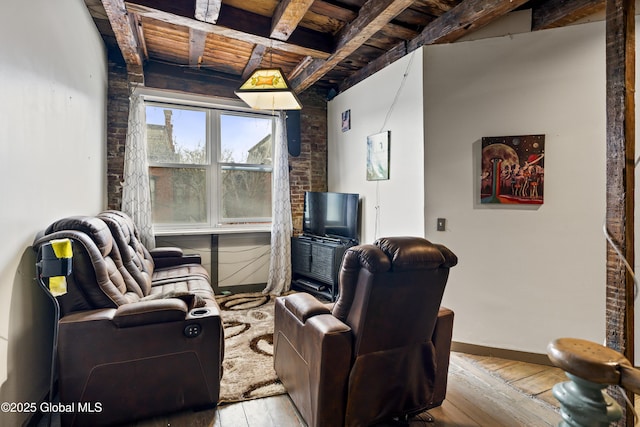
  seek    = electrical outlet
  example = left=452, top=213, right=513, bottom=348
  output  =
left=437, top=218, right=446, bottom=231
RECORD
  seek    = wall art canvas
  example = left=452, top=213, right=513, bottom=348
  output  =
left=481, top=134, right=545, bottom=204
left=341, top=110, right=351, bottom=132
left=367, top=131, right=390, bottom=181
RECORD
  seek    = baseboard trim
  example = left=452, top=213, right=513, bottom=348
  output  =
left=451, top=341, right=553, bottom=366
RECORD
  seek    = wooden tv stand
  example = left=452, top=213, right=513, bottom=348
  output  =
left=290, top=235, right=356, bottom=301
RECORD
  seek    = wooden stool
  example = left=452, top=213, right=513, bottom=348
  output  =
left=547, top=338, right=636, bottom=426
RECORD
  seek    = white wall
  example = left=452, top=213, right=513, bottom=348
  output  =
left=328, top=17, right=610, bottom=355
left=327, top=50, right=425, bottom=244
left=423, top=22, right=607, bottom=354
left=0, top=0, right=107, bottom=424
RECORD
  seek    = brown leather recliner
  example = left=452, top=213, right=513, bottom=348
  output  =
left=33, top=212, right=224, bottom=427
left=274, top=236, right=457, bottom=427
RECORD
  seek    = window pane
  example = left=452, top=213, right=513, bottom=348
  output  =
left=146, top=106, right=207, bottom=165
left=221, top=169, right=272, bottom=220
left=149, top=167, right=207, bottom=224
left=220, top=114, right=272, bottom=165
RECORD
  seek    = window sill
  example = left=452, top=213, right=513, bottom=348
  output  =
left=154, top=226, right=271, bottom=237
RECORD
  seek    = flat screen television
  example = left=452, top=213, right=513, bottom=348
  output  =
left=303, top=191, right=359, bottom=242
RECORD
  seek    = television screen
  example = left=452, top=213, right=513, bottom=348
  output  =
left=303, top=191, right=359, bottom=242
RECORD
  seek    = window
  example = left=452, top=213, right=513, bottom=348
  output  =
left=145, top=101, right=274, bottom=230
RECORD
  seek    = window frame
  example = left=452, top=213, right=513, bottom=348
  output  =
left=143, top=91, right=276, bottom=233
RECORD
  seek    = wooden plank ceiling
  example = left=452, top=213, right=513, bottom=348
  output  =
left=85, top=0, right=605, bottom=96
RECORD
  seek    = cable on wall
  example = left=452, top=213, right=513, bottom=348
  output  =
left=601, top=154, right=640, bottom=302
left=603, top=222, right=639, bottom=301
left=373, top=50, right=416, bottom=241
left=217, top=247, right=271, bottom=284
left=374, top=182, right=381, bottom=240
left=218, top=245, right=272, bottom=254
left=615, top=386, right=639, bottom=425
left=379, top=50, right=416, bottom=134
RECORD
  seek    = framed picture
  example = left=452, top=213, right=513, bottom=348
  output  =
left=341, top=110, right=351, bottom=132
left=366, top=131, right=390, bottom=181
left=481, top=134, right=545, bottom=204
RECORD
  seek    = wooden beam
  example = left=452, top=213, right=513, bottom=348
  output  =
left=189, top=28, right=207, bottom=66
left=288, top=55, right=314, bottom=80
left=291, top=0, right=414, bottom=93
left=407, top=0, right=529, bottom=50
left=241, top=44, right=267, bottom=79
left=340, top=0, right=527, bottom=94
left=144, top=60, right=240, bottom=99
left=339, top=41, right=407, bottom=92
left=334, top=0, right=413, bottom=54
left=133, top=13, right=149, bottom=60
left=194, top=0, right=221, bottom=24
left=101, top=0, right=145, bottom=82
left=605, top=0, right=635, bottom=424
left=271, top=0, right=315, bottom=41
left=532, top=0, right=605, bottom=30
left=125, top=1, right=333, bottom=59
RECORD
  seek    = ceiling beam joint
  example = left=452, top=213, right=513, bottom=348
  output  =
left=195, top=0, right=222, bottom=24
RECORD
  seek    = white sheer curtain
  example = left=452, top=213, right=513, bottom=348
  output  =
left=263, top=111, right=292, bottom=295
left=121, top=92, right=155, bottom=249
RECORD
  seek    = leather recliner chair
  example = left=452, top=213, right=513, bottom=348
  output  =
left=273, top=236, right=457, bottom=427
left=33, top=212, right=224, bottom=426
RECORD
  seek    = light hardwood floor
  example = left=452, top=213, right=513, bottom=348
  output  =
left=39, top=352, right=565, bottom=427
left=425, top=353, right=562, bottom=427
left=134, top=352, right=563, bottom=427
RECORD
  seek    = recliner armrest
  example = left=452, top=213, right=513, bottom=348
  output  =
left=56, top=299, right=224, bottom=425
left=281, top=292, right=331, bottom=323
left=112, top=299, right=189, bottom=328
left=150, top=247, right=184, bottom=258
left=274, top=295, right=352, bottom=427
left=150, top=246, right=202, bottom=268
left=59, top=308, right=117, bottom=324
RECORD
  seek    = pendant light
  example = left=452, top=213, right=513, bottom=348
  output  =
left=236, top=68, right=302, bottom=110
left=235, top=46, right=302, bottom=110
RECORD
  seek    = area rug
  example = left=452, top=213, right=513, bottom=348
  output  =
left=215, top=292, right=286, bottom=404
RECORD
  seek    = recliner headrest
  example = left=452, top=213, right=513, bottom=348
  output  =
left=375, top=236, right=458, bottom=271
left=98, top=211, right=133, bottom=244
left=45, top=216, right=113, bottom=257
left=347, top=244, right=391, bottom=273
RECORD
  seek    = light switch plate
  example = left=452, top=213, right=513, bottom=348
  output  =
left=437, top=218, right=446, bottom=231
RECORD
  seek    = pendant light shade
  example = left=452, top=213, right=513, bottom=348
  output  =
left=236, top=68, right=302, bottom=110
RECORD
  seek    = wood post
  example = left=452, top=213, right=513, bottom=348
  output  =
left=605, top=0, right=635, bottom=424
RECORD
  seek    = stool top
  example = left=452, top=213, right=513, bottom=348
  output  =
left=547, top=338, right=630, bottom=385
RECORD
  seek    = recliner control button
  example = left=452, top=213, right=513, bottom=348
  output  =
left=184, top=323, right=202, bottom=338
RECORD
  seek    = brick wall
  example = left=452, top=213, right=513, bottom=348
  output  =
left=106, top=59, right=129, bottom=210
left=290, top=88, right=328, bottom=234
left=105, top=67, right=328, bottom=230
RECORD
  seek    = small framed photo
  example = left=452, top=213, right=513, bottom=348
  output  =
left=366, top=131, right=390, bottom=181
left=341, top=110, right=351, bottom=132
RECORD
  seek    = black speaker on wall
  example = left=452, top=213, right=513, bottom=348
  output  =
left=286, top=110, right=301, bottom=157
